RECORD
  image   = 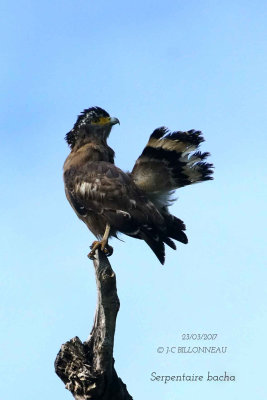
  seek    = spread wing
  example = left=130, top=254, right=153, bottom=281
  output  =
left=131, top=127, right=213, bottom=208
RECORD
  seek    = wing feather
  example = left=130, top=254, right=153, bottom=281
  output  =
left=64, top=160, right=165, bottom=235
left=131, top=127, right=213, bottom=195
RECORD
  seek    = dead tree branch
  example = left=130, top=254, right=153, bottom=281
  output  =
left=55, top=250, right=133, bottom=399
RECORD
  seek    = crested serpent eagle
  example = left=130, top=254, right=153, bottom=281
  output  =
left=63, top=107, right=213, bottom=264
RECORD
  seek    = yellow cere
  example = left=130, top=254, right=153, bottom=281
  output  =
left=92, top=117, right=111, bottom=125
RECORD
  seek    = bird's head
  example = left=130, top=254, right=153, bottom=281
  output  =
left=65, top=106, right=120, bottom=148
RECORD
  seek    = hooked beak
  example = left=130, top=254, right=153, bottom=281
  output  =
left=109, top=117, right=120, bottom=126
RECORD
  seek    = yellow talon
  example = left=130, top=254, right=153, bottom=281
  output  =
left=87, top=224, right=113, bottom=259
left=87, top=241, right=113, bottom=259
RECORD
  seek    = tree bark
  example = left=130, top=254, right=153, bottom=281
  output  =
left=55, top=250, right=133, bottom=399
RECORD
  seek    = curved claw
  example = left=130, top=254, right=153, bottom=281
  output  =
left=88, top=250, right=97, bottom=260
left=87, top=241, right=113, bottom=259
left=103, top=244, right=113, bottom=257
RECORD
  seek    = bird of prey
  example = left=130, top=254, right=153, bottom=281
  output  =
left=63, top=106, right=213, bottom=264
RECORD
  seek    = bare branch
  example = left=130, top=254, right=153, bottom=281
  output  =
left=55, top=250, right=133, bottom=400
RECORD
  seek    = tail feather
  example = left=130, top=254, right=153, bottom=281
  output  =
left=140, top=231, right=165, bottom=265
left=163, top=236, right=176, bottom=250
left=163, top=214, right=188, bottom=244
left=139, top=213, right=187, bottom=264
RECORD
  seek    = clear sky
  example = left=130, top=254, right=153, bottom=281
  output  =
left=1, top=1, right=266, bottom=399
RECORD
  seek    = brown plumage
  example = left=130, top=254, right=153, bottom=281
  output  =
left=63, top=106, right=213, bottom=264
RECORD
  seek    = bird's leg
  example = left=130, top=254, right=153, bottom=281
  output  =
left=88, top=224, right=113, bottom=259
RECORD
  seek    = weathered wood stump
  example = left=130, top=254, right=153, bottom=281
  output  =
left=55, top=250, right=133, bottom=399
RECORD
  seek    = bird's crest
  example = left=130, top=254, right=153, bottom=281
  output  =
left=65, top=107, right=111, bottom=148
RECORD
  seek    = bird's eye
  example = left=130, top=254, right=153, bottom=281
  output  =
left=91, top=117, right=100, bottom=124
left=91, top=116, right=110, bottom=125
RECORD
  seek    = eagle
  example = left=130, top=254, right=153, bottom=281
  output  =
left=63, top=106, right=213, bottom=264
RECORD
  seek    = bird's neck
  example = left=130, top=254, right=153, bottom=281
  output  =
left=66, top=139, right=115, bottom=169
left=86, top=140, right=115, bottom=162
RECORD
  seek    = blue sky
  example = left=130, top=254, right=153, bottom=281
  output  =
left=1, top=1, right=266, bottom=399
